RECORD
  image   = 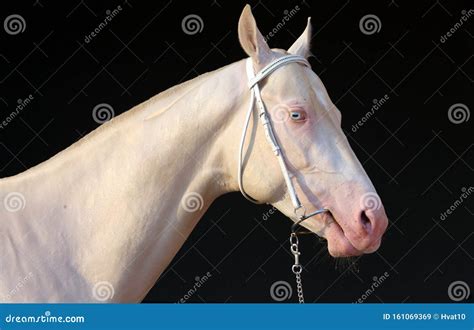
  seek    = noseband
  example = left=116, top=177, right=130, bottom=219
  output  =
left=238, top=55, right=329, bottom=303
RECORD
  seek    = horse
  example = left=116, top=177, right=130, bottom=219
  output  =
left=0, top=5, right=388, bottom=302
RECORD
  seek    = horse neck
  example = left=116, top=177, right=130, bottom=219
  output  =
left=0, top=59, right=249, bottom=302
left=109, top=62, right=248, bottom=300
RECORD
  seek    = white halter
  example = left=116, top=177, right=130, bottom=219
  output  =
left=238, top=55, right=327, bottom=223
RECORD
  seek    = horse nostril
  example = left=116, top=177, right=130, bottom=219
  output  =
left=360, top=210, right=372, bottom=233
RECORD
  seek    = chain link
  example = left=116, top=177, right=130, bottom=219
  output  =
left=289, top=208, right=329, bottom=303
left=290, top=232, right=305, bottom=304
left=295, top=272, right=305, bottom=303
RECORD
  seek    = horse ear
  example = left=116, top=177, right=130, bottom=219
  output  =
left=288, top=17, right=312, bottom=58
left=238, top=4, right=272, bottom=65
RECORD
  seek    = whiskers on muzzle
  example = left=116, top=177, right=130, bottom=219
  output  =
left=309, top=234, right=360, bottom=272
left=334, top=256, right=359, bottom=272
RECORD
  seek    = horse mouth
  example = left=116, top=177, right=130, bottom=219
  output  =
left=301, top=211, right=381, bottom=257
left=328, top=211, right=383, bottom=257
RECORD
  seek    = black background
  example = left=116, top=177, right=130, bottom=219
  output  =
left=0, top=0, right=472, bottom=303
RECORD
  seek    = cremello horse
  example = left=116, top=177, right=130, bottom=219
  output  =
left=0, top=6, right=388, bottom=302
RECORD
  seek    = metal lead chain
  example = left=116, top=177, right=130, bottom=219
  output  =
left=295, top=272, right=304, bottom=304
left=290, top=233, right=305, bottom=303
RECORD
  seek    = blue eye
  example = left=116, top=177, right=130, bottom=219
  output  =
left=290, top=111, right=306, bottom=121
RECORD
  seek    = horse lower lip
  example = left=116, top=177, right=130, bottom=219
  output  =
left=364, top=238, right=382, bottom=253
left=300, top=211, right=368, bottom=257
left=325, top=214, right=365, bottom=257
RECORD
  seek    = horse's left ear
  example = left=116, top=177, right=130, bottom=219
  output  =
left=288, top=17, right=312, bottom=58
